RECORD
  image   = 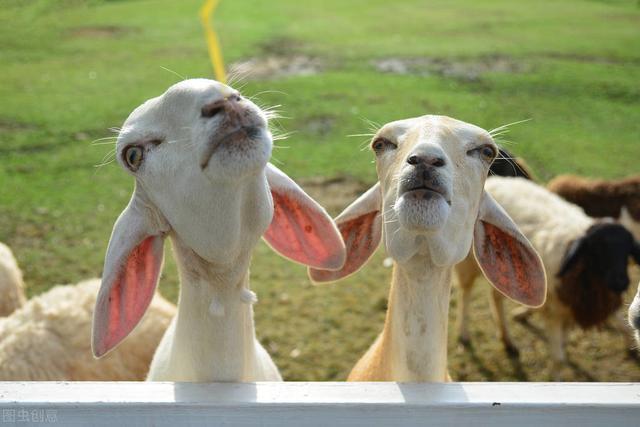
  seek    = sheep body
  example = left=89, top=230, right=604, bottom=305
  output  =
left=547, top=174, right=640, bottom=240
left=0, top=242, right=26, bottom=317
left=0, top=279, right=175, bottom=380
left=485, top=177, right=593, bottom=279
left=456, top=176, right=639, bottom=374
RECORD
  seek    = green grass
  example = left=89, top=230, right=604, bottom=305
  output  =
left=1, top=0, right=639, bottom=381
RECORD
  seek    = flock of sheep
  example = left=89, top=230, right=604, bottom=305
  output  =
left=1, top=78, right=639, bottom=382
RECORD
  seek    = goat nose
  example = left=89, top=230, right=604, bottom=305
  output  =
left=201, top=101, right=225, bottom=119
left=201, top=94, right=243, bottom=119
left=406, top=154, right=446, bottom=168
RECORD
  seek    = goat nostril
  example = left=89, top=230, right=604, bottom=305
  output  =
left=201, top=105, right=224, bottom=118
left=407, top=155, right=446, bottom=167
left=432, top=157, right=446, bottom=168
left=407, top=155, right=420, bottom=165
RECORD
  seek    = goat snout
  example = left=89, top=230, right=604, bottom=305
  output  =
left=399, top=172, right=451, bottom=205
left=406, top=144, right=447, bottom=169
left=406, top=153, right=446, bottom=168
left=201, top=94, right=245, bottom=124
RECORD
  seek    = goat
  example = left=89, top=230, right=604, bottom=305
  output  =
left=309, top=116, right=546, bottom=381
left=91, top=79, right=346, bottom=381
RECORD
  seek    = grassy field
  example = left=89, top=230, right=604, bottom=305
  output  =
left=1, top=0, right=639, bottom=381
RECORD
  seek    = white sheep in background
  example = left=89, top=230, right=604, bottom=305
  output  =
left=309, top=115, right=546, bottom=381
left=92, top=79, right=346, bottom=382
left=0, top=242, right=26, bottom=317
left=0, top=242, right=174, bottom=380
left=0, top=277, right=175, bottom=380
left=455, top=177, right=640, bottom=376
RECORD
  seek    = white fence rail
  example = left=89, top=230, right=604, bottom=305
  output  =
left=0, top=382, right=639, bottom=426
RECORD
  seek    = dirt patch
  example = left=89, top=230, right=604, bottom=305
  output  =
left=373, top=55, right=529, bottom=81
left=258, top=36, right=306, bottom=56
left=229, top=56, right=323, bottom=80
left=0, top=119, right=38, bottom=132
left=67, top=25, right=139, bottom=38
left=543, top=52, right=639, bottom=66
left=303, top=115, right=336, bottom=137
left=299, top=176, right=371, bottom=216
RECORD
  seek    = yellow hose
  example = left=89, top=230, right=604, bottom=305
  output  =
left=199, top=0, right=227, bottom=84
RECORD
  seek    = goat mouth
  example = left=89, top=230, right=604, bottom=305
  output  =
left=200, top=125, right=262, bottom=169
left=402, top=185, right=451, bottom=205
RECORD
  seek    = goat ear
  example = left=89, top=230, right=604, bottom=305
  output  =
left=631, top=240, right=640, bottom=266
left=308, top=182, right=383, bottom=283
left=557, top=237, right=585, bottom=277
left=92, top=190, right=166, bottom=358
left=473, top=191, right=547, bottom=308
left=264, top=163, right=346, bottom=271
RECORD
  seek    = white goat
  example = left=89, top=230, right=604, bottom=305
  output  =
left=456, top=177, right=640, bottom=376
left=310, top=116, right=546, bottom=381
left=92, top=79, right=346, bottom=382
left=0, top=242, right=26, bottom=317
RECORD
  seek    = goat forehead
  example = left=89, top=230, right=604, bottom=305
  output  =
left=122, top=79, right=233, bottom=125
left=162, top=79, right=233, bottom=106
left=381, top=115, right=491, bottom=149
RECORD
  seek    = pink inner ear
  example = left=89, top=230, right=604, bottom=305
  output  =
left=94, top=236, right=163, bottom=357
left=474, top=221, right=546, bottom=307
left=309, top=211, right=381, bottom=282
left=264, top=190, right=345, bottom=270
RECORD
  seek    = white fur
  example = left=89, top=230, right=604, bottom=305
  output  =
left=486, top=177, right=593, bottom=277
left=629, top=283, right=640, bottom=346
left=0, top=279, right=174, bottom=380
left=0, top=242, right=25, bottom=317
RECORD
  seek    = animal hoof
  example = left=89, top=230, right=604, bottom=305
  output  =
left=458, top=335, right=472, bottom=348
left=504, top=342, right=520, bottom=358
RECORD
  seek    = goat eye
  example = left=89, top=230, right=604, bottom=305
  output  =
left=372, top=138, right=397, bottom=154
left=467, top=144, right=496, bottom=161
left=124, top=145, right=144, bottom=171
left=480, top=146, right=496, bottom=161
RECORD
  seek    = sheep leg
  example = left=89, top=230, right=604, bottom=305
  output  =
left=512, top=306, right=532, bottom=323
left=455, top=269, right=475, bottom=347
left=490, top=288, right=519, bottom=357
left=612, top=309, right=638, bottom=359
left=546, top=315, right=567, bottom=381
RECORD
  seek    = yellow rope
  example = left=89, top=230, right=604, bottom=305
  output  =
left=199, top=0, right=227, bottom=84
